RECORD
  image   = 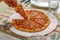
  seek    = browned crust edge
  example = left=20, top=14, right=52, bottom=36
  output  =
left=12, top=19, right=50, bottom=33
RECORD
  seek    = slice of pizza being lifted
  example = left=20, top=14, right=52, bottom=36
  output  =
left=12, top=10, right=50, bottom=32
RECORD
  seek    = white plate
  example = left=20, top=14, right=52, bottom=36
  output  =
left=9, top=9, right=57, bottom=37
left=31, top=0, right=49, bottom=7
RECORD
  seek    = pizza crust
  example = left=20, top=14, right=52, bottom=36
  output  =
left=12, top=10, right=50, bottom=32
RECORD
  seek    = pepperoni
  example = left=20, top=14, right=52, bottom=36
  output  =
left=12, top=10, right=50, bottom=32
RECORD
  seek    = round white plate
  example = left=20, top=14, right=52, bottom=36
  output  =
left=31, top=0, right=49, bottom=7
left=9, top=9, right=57, bottom=37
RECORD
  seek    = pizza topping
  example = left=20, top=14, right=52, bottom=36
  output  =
left=12, top=10, right=50, bottom=32
left=15, top=4, right=27, bottom=19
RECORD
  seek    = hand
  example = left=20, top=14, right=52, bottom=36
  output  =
left=3, top=0, right=17, bottom=7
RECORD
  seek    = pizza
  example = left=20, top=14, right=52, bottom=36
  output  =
left=12, top=10, right=50, bottom=32
left=15, top=4, right=28, bottom=19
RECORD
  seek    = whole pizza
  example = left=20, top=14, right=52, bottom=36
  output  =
left=12, top=10, right=50, bottom=32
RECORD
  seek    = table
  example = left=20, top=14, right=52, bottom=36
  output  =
left=0, top=1, right=60, bottom=40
